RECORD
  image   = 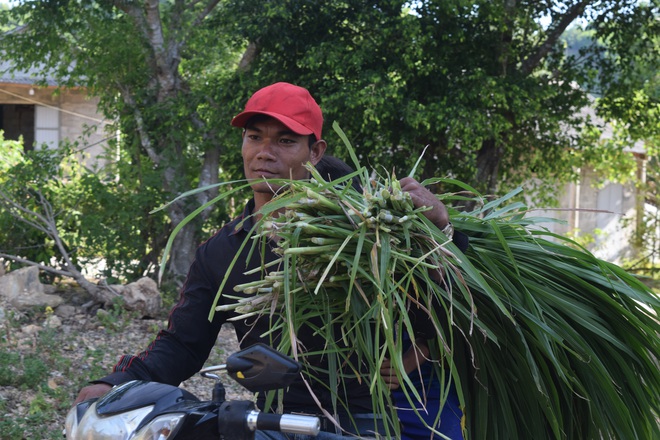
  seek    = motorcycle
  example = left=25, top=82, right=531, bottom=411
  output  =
left=64, top=343, right=321, bottom=440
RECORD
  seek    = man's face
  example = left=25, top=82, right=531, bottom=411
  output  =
left=242, top=117, right=325, bottom=203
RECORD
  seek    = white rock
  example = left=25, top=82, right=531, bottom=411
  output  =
left=22, top=324, right=43, bottom=335
left=54, top=304, right=77, bottom=319
left=45, top=314, right=62, bottom=328
left=0, top=266, right=64, bottom=310
left=111, top=277, right=162, bottom=317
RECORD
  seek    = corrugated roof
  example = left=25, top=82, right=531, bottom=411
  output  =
left=0, top=59, right=59, bottom=86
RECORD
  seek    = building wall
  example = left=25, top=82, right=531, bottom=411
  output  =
left=533, top=164, right=641, bottom=264
left=59, top=88, right=111, bottom=167
left=0, top=83, right=109, bottom=168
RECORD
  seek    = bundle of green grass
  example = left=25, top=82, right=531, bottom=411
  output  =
left=166, top=124, right=660, bottom=439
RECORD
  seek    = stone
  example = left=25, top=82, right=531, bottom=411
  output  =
left=0, top=266, right=64, bottom=310
left=45, top=314, right=62, bottom=328
left=54, top=304, right=78, bottom=319
left=43, top=284, right=58, bottom=295
left=21, top=324, right=42, bottom=335
left=111, top=277, right=162, bottom=317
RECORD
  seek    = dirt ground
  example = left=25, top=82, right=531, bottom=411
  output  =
left=0, top=284, right=251, bottom=439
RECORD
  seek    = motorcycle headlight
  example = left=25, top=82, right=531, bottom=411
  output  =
left=131, top=413, right=185, bottom=440
left=64, top=400, right=155, bottom=440
left=64, top=404, right=80, bottom=440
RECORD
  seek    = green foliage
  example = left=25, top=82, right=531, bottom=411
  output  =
left=0, top=133, right=24, bottom=170
left=2, top=1, right=657, bottom=281
left=0, top=320, right=111, bottom=440
left=96, top=296, right=136, bottom=332
left=0, top=0, right=237, bottom=280
left=454, top=210, right=660, bottom=439
left=0, top=140, right=168, bottom=281
left=212, top=0, right=659, bottom=201
left=576, top=121, right=640, bottom=186
left=0, top=349, right=48, bottom=388
left=1, top=398, right=69, bottom=439
left=594, top=3, right=660, bottom=136
left=0, top=350, right=17, bottom=386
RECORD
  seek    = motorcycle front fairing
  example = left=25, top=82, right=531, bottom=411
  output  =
left=65, top=344, right=319, bottom=440
left=65, top=380, right=221, bottom=440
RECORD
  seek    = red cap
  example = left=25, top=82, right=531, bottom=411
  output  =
left=231, top=82, right=323, bottom=139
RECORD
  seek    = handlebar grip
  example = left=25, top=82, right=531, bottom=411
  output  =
left=251, top=411, right=321, bottom=435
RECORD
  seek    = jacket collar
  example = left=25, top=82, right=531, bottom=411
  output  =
left=230, top=199, right=257, bottom=236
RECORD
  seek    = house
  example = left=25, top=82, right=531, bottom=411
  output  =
left=0, top=60, right=110, bottom=167
left=535, top=161, right=646, bottom=264
left=531, top=104, right=649, bottom=265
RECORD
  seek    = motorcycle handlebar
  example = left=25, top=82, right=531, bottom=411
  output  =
left=247, top=410, right=321, bottom=436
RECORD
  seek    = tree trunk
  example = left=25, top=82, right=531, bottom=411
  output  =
left=475, top=138, right=502, bottom=196
left=76, top=277, right=119, bottom=307
left=160, top=147, right=220, bottom=282
left=166, top=219, right=200, bottom=285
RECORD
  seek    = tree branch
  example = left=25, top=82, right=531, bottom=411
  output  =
left=238, top=40, right=261, bottom=72
left=0, top=188, right=118, bottom=305
left=112, top=0, right=161, bottom=93
left=118, top=85, right=161, bottom=165
left=520, top=0, right=592, bottom=76
left=0, top=190, right=51, bottom=234
left=0, top=253, right=71, bottom=278
left=144, top=0, right=179, bottom=99
left=193, top=0, right=221, bottom=28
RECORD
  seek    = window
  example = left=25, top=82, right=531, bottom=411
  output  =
left=0, top=104, right=35, bottom=150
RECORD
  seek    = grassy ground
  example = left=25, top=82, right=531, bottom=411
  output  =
left=0, top=299, right=244, bottom=440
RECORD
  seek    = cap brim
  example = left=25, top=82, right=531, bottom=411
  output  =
left=231, top=111, right=314, bottom=136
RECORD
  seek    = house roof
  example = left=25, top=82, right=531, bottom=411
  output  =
left=1, top=25, right=60, bottom=85
left=0, top=59, right=59, bottom=86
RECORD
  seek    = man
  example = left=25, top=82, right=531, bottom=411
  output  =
left=74, top=82, right=456, bottom=438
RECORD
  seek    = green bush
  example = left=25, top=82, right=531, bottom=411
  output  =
left=0, top=350, right=19, bottom=386
left=0, top=137, right=169, bottom=283
left=0, top=349, right=48, bottom=388
left=22, top=356, right=49, bottom=388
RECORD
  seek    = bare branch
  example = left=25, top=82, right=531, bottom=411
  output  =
left=0, top=253, right=71, bottom=277
left=193, top=0, right=221, bottom=28
left=0, top=190, right=52, bottom=234
left=238, top=40, right=262, bottom=72
left=0, top=188, right=118, bottom=305
left=520, top=0, right=592, bottom=76
left=117, top=85, right=161, bottom=165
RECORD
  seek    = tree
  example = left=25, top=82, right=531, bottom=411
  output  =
left=217, top=0, right=658, bottom=203
left=1, top=0, right=657, bottom=282
left=0, top=137, right=145, bottom=304
left=0, top=0, right=236, bottom=282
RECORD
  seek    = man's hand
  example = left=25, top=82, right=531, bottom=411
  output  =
left=380, top=358, right=403, bottom=390
left=73, top=383, right=112, bottom=405
left=380, top=340, right=431, bottom=390
left=399, top=177, right=450, bottom=230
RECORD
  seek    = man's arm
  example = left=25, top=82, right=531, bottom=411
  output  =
left=73, top=236, right=228, bottom=403
left=377, top=177, right=468, bottom=388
